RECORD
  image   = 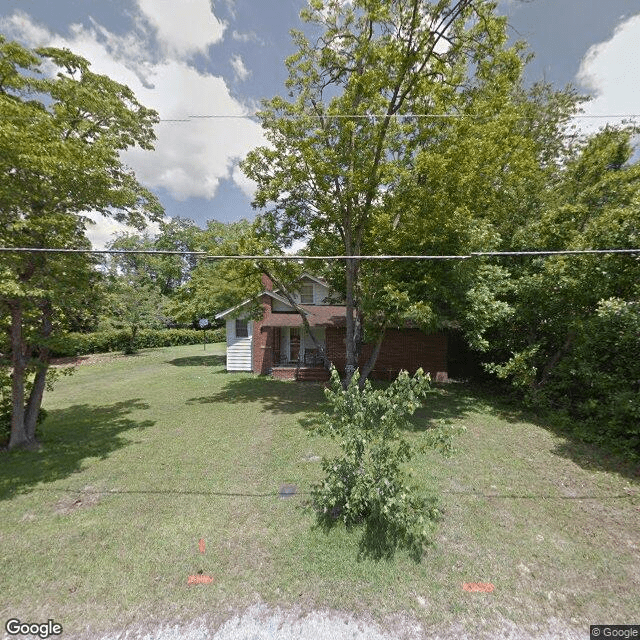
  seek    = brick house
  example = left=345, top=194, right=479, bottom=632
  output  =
left=215, top=274, right=448, bottom=382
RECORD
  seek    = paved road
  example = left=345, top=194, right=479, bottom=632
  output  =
left=92, top=605, right=584, bottom=640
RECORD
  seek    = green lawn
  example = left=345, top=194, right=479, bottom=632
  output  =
left=1, top=343, right=638, bottom=638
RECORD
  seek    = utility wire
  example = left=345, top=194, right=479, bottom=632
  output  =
left=0, top=248, right=208, bottom=255
left=156, top=113, right=640, bottom=122
left=5, top=113, right=638, bottom=122
left=5, top=112, right=628, bottom=122
left=0, top=248, right=638, bottom=259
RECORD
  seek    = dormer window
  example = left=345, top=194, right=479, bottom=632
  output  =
left=300, top=283, right=314, bottom=304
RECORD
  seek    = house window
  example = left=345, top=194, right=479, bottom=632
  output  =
left=235, top=319, right=248, bottom=338
left=300, top=283, right=314, bottom=304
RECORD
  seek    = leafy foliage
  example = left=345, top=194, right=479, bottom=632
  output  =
left=464, top=128, right=640, bottom=457
left=165, top=219, right=263, bottom=324
left=102, top=218, right=202, bottom=297
left=312, top=367, right=463, bottom=559
left=538, top=298, right=640, bottom=458
left=242, top=0, right=526, bottom=385
left=98, top=276, right=169, bottom=354
left=48, top=328, right=223, bottom=358
left=0, top=37, right=163, bottom=449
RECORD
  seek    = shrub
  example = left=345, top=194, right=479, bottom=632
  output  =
left=312, top=368, right=464, bottom=560
left=538, top=298, right=640, bottom=459
left=49, top=327, right=225, bottom=357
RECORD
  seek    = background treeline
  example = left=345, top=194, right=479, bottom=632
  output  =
left=48, top=328, right=225, bottom=358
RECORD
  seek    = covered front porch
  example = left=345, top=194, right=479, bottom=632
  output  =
left=270, top=326, right=329, bottom=381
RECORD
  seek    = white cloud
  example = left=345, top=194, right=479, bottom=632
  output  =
left=0, top=9, right=266, bottom=244
left=121, top=59, right=263, bottom=200
left=84, top=213, right=165, bottom=250
left=230, top=54, right=250, bottom=81
left=232, top=163, right=257, bottom=200
left=135, top=0, right=226, bottom=59
left=576, top=14, right=640, bottom=134
left=0, top=10, right=50, bottom=44
left=232, top=30, right=262, bottom=44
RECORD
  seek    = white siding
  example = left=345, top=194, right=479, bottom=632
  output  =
left=289, top=279, right=331, bottom=305
left=313, top=282, right=330, bottom=304
left=225, top=318, right=252, bottom=371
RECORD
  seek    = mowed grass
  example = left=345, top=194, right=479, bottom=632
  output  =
left=1, top=343, right=639, bottom=638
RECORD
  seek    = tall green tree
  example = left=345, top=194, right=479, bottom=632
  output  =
left=104, top=217, right=202, bottom=297
left=0, top=37, right=163, bottom=450
left=479, top=127, right=640, bottom=387
left=467, top=126, right=640, bottom=455
left=379, top=72, right=582, bottom=352
left=242, top=0, right=541, bottom=386
left=165, top=219, right=260, bottom=324
left=100, top=275, right=168, bottom=354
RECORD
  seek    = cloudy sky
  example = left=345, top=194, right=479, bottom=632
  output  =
left=1, top=0, right=639, bottom=247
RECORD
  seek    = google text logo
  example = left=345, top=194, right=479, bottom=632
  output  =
left=5, top=618, right=63, bottom=639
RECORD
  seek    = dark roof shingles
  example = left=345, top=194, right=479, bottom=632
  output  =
left=261, top=305, right=346, bottom=327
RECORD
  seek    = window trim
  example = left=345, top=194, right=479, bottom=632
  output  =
left=299, top=283, right=314, bottom=304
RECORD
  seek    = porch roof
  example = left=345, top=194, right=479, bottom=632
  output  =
left=262, top=305, right=347, bottom=327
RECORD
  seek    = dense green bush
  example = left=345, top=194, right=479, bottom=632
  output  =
left=540, top=298, right=640, bottom=459
left=312, top=368, right=463, bottom=560
left=50, top=327, right=225, bottom=357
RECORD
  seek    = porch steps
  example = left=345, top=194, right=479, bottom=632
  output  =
left=271, top=366, right=330, bottom=382
left=295, top=367, right=330, bottom=382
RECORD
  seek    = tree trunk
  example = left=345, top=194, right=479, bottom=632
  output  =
left=24, top=364, right=47, bottom=442
left=25, top=301, right=53, bottom=441
left=8, top=301, right=30, bottom=450
left=358, top=329, right=386, bottom=389
left=126, top=325, right=138, bottom=354
left=344, top=255, right=359, bottom=388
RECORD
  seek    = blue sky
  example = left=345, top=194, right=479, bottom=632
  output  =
left=1, top=0, right=639, bottom=247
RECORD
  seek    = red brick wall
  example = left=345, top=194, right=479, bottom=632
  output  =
left=271, top=367, right=297, bottom=380
left=261, top=273, right=273, bottom=291
left=326, top=327, right=447, bottom=380
left=252, top=294, right=274, bottom=374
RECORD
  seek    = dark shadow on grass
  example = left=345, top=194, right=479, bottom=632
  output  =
left=0, top=399, right=154, bottom=501
left=165, top=354, right=225, bottom=367
left=546, top=430, right=640, bottom=483
left=307, top=495, right=441, bottom=564
left=455, top=382, right=640, bottom=483
left=409, top=383, right=490, bottom=431
left=186, top=375, right=328, bottom=417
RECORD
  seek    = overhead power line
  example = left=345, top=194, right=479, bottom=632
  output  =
left=0, top=248, right=638, bottom=259
left=154, top=113, right=640, bottom=122
left=0, top=248, right=208, bottom=256
left=4, top=111, right=639, bottom=123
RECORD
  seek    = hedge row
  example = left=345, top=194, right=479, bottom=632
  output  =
left=49, top=327, right=226, bottom=357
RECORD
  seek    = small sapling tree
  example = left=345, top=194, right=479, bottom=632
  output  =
left=312, top=367, right=464, bottom=559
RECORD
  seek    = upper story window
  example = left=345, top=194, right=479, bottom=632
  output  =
left=300, top=283, right=314, bottom=304
left=235, top=319, right=249, bottom=338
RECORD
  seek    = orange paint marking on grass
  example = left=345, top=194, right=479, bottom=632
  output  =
left=199, top=538, right=205, bottom=554
left=187, top=575, right=213, bottom=585
left=462, top=582, right=494, bottom=593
